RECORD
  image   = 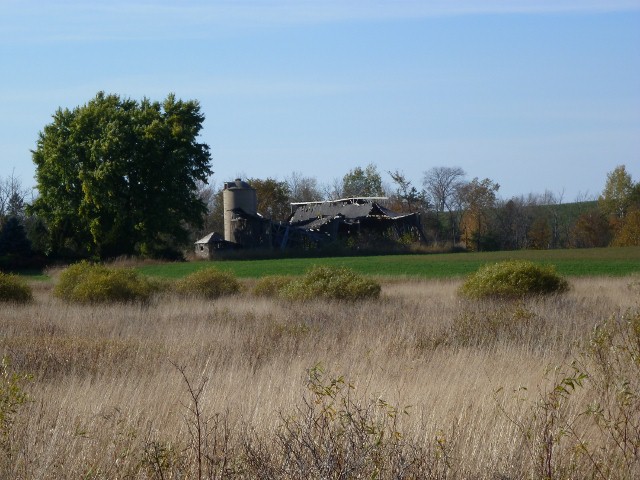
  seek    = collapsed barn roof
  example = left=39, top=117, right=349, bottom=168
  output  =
left=275, top=197, right=427, bottom=248
left=289, top=197, right=418, bottom=230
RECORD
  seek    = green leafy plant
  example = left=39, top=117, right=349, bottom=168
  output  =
left=54, top=261, right=156, bottom=304
left=279, top=265, right=381, bottom=301
left=0, top=272, right=33, bottom=304
left=174, top=267, right=240, bottom=299
left=459, top=260, right=569, bottom=299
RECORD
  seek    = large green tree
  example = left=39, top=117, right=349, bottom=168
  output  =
left=30, top=92, right=212, bottom=258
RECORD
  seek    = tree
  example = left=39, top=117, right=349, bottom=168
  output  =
left=612, top=208, right=640, bottom=246
left=322, top=177, right=344, bottom=201
left=609, top=180, right=640, bottom=246
left=422, top=166, right=465, bottom=214
left=0, top=216, right=35, bottom=270
left=493, top=197, right=532, bottom=250
left=570, top=209, right=612, bottom=248
left=6, top=192, right=25, bottom=219
left=0, top=173, right=29, bottom=223
left=247, top=177, right=292, bottom=222
left=0, top=217, right=32, bottom=259
left=30, top=92, right=212, bottom=258
left=629, top=182, right=640, bottom=207
left=599, top=165, right=634, bottom=219
left=286, top=172, right=322, bottom=203
left=422, top=166, right=466, bottom=244
left=538, top=189, right=566, bottom=249
left=192, top=178, right=224, bottom=241
left=341, top=164, right=385, bottom=198
left=387, top=170, right=428, bottom=213
left=527, top=215, right=552, bottom=250
left=458, top=177, right=500, bottom=251
left=24, top=216, right=50, bottom=256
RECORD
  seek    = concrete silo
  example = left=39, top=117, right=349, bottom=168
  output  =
left=223, top=179, right=258, bottom=243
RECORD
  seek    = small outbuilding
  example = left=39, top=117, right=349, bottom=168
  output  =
left=194, top=232, right=236, bottom=259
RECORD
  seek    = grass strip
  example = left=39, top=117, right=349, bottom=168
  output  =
left=136, top=246, right=640, bottom=279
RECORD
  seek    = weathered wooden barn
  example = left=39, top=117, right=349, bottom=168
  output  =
left=275, top=197, right=427, bottom=249
left=196, top=180, right=427, bottom=253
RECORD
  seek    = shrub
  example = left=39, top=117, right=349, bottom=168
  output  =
left=279, top=265, right=381, bottom=301
left=499, top=309, right=640, bottom=479
left=174, top=267, right=240, bottom=299
left=0, top=272, right=33, bottom=303
left=253, top=275, right=294, bottom=297
left=54, top=261, right=155, bottom=304
left=459, top=260, right=569, bottom=299
left=242, top=365, right=443, bottom=478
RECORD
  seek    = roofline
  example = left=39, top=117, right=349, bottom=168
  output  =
left=291, top=197, right=389, bottom=206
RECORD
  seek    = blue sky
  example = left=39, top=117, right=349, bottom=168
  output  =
left=1, top=0, right=639, bottom=201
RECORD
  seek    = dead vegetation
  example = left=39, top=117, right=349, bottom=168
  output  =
left=0, top=276, right=638, bottom=478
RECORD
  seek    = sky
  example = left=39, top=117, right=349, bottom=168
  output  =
left=1, top=0, right=639, bottom=202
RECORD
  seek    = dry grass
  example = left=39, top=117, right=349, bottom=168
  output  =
left=0, top=276, right=637, bottom=478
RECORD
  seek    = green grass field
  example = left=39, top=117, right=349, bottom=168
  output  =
left=136, top=246, right=640, bottom=279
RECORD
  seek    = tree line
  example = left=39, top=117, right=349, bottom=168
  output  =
left=1, top=92, right=638, bottom=266
left=196, top=164, right=639, bottom=253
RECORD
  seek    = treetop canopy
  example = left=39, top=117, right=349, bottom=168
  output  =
left=30, top=92, right=213, bottom=259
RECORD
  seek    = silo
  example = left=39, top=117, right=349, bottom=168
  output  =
left=223, top=179, right=257, bottom=243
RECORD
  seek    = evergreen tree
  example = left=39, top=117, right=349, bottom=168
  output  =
left=0, top=217, right=32, bottom=258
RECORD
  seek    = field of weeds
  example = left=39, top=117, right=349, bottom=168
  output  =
left=1, top=275, right=639, bottom=478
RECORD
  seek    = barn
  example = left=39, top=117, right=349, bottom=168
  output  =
left=196, top=180, right=427, bottom=253
left=275, top=197, right=427, bottom=249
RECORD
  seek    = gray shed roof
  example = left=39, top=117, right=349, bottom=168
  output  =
left=194, top=232, right=225, bottom=244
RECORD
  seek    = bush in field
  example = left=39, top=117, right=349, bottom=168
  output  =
left=0, top=272, right=32, bottom=303
left=253, top=275, right=294, bottom=297
left=280, top=265, right=381, bottom=301
left=459, top=260, right=569, bottom=299
left=54, top=261, right=155, bottom=304
left=174, top=267, right=240, bottom=299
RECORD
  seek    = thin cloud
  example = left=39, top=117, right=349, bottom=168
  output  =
left=3, top=0, right=640, bottom=44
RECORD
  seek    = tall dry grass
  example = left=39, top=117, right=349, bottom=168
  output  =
left=0, top=275, right=637, bottom=478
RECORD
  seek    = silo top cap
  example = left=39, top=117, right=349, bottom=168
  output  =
left=224, top=179, right=253, bottom=190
